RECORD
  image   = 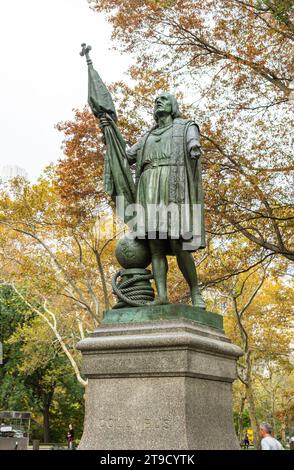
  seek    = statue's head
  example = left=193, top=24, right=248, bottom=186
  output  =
left=153, top=92, right=181, bottom=122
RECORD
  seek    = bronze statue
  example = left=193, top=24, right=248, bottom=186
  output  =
left=81, top=44, right=206, bottom=309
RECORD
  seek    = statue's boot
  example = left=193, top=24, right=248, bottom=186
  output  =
left=192, top=286, right=206, bottom=309
left=148, top=296, right=169, bottom=306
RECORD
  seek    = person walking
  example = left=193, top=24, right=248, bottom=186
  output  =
left=243, top=431, right=250, bottom=449
left=259, top=423, right=284, bottom=450
left=67, top=424, right=74, bottom=450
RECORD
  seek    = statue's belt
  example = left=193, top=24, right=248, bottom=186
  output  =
left=142, top=160, right=184, bottom=171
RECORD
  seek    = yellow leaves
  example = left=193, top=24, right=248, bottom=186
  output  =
left=225, top=273, right=293, bottom=357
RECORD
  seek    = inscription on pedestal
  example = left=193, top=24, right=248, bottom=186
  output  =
left=96, top=416, right=174, bottom=433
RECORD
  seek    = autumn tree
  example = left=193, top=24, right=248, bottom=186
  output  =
left=55, top=108, right=105, bottom=216
left=0, top=285, right=84, bottom=443
left=254, top=359, right=294, bottom=442
left=222, top=265, right=293, bottom=447
left=0, top=175, right=119, bottom=388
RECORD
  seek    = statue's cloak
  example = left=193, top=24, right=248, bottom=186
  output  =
left=133, top=119, right=206, bottom=251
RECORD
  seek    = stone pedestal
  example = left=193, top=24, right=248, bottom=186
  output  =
left=77, top=307, right=242, bottom=450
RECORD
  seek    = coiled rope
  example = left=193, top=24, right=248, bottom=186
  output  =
left=112, top=271, right=154, bottom=308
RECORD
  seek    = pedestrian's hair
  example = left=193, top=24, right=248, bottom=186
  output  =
left=260, top=422, right=272, bottom=434
left=153, top=93, right=181, bottom=122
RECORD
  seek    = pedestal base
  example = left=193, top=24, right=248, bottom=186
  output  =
left=77, top=316, right=242, bottom=450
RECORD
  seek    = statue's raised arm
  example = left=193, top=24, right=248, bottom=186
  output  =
left=80, top=44, right=135, bottom=212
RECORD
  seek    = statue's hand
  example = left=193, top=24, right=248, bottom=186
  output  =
left=190, top=145, right=202, bottom=159
left=96, top=114, right=108, bottom=145
left=99, top=115, right=109, bottom=128
left=98, top=115, right=109, bottom=145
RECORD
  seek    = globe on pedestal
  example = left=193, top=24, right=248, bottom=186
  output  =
left=115, top=235, right=151, bottom=269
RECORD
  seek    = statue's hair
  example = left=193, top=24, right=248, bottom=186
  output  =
left=153, top=93, right=181, bottom=123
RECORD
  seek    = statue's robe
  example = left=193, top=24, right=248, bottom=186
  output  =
left=126, top=118, right=206, bottom=252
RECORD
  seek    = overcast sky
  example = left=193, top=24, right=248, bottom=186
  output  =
left=0, top=0, right=131, bottom=180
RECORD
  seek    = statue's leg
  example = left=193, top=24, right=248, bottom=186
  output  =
left=148, top=239, right=169, bottom=305
left=170, top=239, right=205, bottom=309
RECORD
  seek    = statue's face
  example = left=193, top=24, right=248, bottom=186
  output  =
left=154, top=93, right=172, bottom=118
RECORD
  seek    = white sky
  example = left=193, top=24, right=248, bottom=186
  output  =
left=0, top=0, right=131, bottom=180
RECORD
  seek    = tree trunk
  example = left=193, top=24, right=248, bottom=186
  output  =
left=42, top=387, right=54, bottom=443
left=281, top=418, right=286, bottom=443
left=95, top=250, right=110, bottom=311
left=43, top=402, right=51, bottom=443
left=238, top=394, right=246, bottom=443
left=246, top=381, right=260, bottom=449
left=244, top=351, right=260, bottom=449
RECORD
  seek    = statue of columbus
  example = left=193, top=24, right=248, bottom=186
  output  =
left=81, top=44, right=206, bottom=309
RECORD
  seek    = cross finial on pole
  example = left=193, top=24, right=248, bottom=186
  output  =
left=80, top=43, right=92, bottom=65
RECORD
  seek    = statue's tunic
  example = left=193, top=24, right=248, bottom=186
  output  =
left=127, top=118, right=206, bottom=251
